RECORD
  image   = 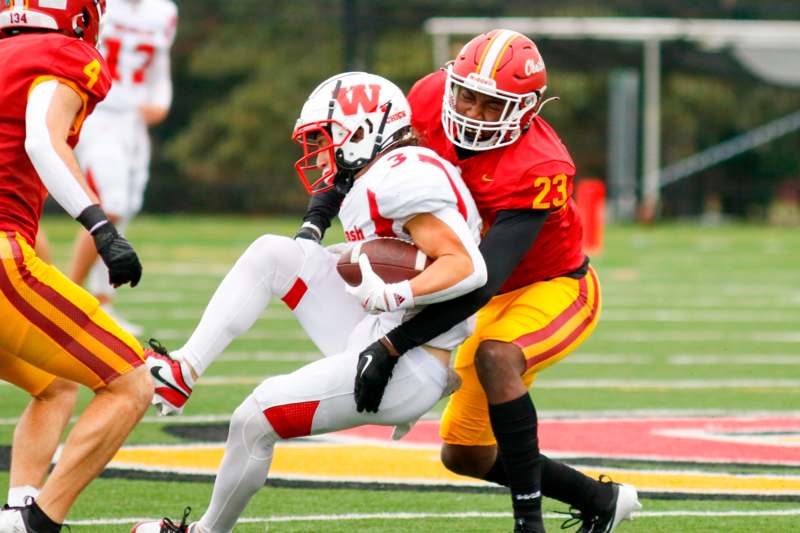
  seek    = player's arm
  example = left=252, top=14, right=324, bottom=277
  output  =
left=405, top=209, right=486, bottom=303
left=295, top=188, right=345, bottom=242
left=141, top=46, right=172, bottom=126
left=386, top=208, right=549, bottom=354
left=25, top=80, right=99, bottom=211
left=25, top=79, right=142, bottom=287
left=347, top=209, right=487, bottom=314
left=353, top=208, right=546, bottom=413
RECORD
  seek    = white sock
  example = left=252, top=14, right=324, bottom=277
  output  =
left=178, top=235, right=301, bottom=377
left=7, top=485, right=39, bottom=507
left=198, top=395, right=276, bottom=533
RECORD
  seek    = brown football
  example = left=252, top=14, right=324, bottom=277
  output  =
left=337, top=238, right=432, bottom=286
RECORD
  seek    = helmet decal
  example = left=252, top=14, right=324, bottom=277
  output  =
left=336, top=84, right=381, bottom=115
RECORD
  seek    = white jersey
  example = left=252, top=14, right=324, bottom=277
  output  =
left=96, top=0, right=177, bottom=112
left=338, top=145, right=483, bottom=351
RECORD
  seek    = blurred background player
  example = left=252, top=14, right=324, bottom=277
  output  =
left=297, top=30, right=641, bottom=533
left=0, top=1, right=153, bottom=532
left=70, top=0, right=178, bottom=334
left=131, top=72, right=486, bottom=532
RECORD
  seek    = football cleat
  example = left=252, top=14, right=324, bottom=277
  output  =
left=131, top=507, right=195, bottom=533
left=0, top=506, right=27, bottom=533
left=145, top=339, right=193, bottom=416
left=563, top=477, right=642, bottom=533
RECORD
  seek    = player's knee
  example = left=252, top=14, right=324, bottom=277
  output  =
left=243, top=235, right=303, bottom=285
left=475, top=341, right=524, bottom=383
left=230, top=395, right=275, bottom=459
left=113, top=365, right=154, bottom=413
left=36, top=377, right=79, bottom=403
left=440, top=444, right=493, bottom=478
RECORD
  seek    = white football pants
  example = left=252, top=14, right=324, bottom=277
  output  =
left=180, top=235, right=448, bottom=532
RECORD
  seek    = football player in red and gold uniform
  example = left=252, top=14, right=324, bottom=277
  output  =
left=0, top=1, right=152, bottom=531
left=298, top=30, right=641, bottom=533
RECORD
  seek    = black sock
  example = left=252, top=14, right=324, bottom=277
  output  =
left=541, top=456, right=615, bottom=514
left=22, top=501, right=62, bottom=533
left=488, top=393, right=543, bottom=524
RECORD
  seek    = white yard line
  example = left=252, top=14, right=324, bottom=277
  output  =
left=67, top=508, right=800, bottom=526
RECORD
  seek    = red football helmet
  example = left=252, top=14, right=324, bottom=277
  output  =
left=0, top=0, right=106, bottom=47
left=443, top=29, right=551, bottom=150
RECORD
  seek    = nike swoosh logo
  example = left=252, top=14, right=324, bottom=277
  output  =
left=150, top=366, right=189, bottom=398
left=481, top=174, right=493, bottom=182
left=360, top=355, right=373, bottom=378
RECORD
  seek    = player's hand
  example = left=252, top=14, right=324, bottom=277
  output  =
left=354, top=338, right=400, bottom=413
left=93, top=224, right=143, bottom=288
left=345, top=254, right=414, bottom=314
left=294, top=222, right=322, bottom=243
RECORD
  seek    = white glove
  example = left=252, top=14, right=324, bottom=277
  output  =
left=345, top=254, right=414, bottom=314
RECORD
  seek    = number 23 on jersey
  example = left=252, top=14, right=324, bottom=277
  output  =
left=532, top=174, right=568, bottom=209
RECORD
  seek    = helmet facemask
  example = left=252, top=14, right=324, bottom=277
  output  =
left=442, top=67, right=544, bottom=151
left=293, top=121, right=351, bottom=195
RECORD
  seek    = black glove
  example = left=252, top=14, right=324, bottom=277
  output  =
left=294, top=222, right=322, bottom=243
left=77, top=205, right=142, bottom=288
left=354, top=338, right=400, bottom=413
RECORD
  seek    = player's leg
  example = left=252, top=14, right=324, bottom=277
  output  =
left=0, top=232, right=152, bottom=525
left=148, top=236, right=366, bottom=415
left=174, top=236, right=364, bottom=376
left=191, top=347, right=446, bottom=533
left=0, top=352, right=77, bottom=507
left=440, top=268, right=632, bottom=531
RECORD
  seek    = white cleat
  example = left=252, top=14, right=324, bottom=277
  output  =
left=0, top=507, right=27, bottom=533
left=144, top=339, right=193, bottom=416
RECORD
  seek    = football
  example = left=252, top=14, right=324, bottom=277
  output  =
left=337, top=238, right=432, bottom=286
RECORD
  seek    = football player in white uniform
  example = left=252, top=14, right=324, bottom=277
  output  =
left=70, top=0, right=178, bottom=334
left=131, top=72, right=487, bottom=533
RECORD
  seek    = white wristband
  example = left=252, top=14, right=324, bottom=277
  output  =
left=385, top=280, right=414, bottom=311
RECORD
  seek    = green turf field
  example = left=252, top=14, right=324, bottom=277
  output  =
left=2, top=215, right=799, bottom=532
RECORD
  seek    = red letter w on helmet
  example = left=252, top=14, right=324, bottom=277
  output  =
left=336, top=84, right=381, bottom=115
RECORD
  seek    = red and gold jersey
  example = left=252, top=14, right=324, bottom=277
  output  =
left=408, top=70, right=586, bottom=293
left=0, top=33, right=111, bottom=246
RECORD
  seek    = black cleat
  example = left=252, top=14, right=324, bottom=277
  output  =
left=561, top=477, right=642, bottom=533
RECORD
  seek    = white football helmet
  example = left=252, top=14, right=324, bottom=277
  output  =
left=293, top=72, right=412, bottom=194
